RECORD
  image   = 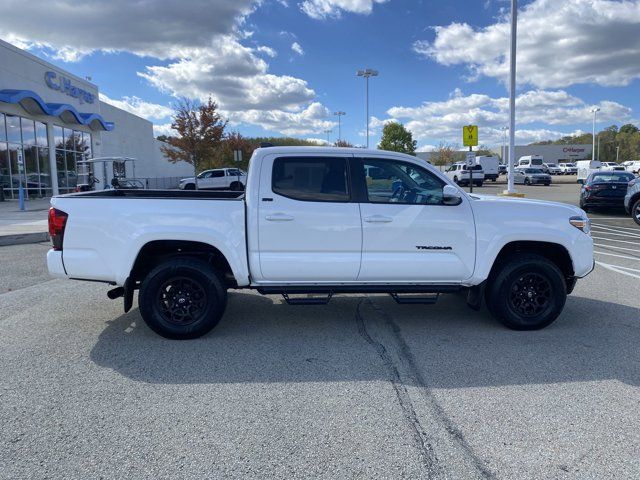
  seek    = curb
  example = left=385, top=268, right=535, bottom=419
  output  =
left=0, top=232, right=49, bottom=246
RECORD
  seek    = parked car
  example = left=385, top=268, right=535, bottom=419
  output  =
left=475, top=156, right=499, bottom=181
left=514, top=168, right=552, bottom=186
left=558, top=163, right=578, bottom=175
left=46, top=146, right=593, bottom=339
left=624, top=176, right=640, bottom=225
left=580, top=171, right=636, bottom=212
left=498, top=164, right=507, bottom=175
left=542, top=163, right=562, bottom=175
left=600, top=162, right=626, bottom=172
left=179, top=168, right=246, bottom=191
left=622, top=160, right=640, bottom=174
left=444, top=163, right=484, bottom=187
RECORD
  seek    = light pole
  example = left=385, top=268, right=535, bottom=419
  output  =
left=616, top=145, right=620, bottom=163
left=333, top=111, right=345, bottom=142
left=501, top=126, right=508, bottom=163
left=356, top=68, right=378, bottom=148
left=323, top=129, right=333, bottom=144
left=506, top=0, right=518, bottom=194
left=591, top=107, right=600, bottom=162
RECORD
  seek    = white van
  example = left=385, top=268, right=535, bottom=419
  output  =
left=576, top=160, right=601, bottom=183
left=475, top=156, right=499, bottom=181
left=623, top=160, right=640, bottom=174
left=517, top=155, right=544, bottom=168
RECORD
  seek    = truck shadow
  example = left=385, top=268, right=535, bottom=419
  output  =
left=90, top=291, right=640, bottom=388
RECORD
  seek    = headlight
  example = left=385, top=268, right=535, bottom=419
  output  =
left=569, top=216, right=591, bottom=235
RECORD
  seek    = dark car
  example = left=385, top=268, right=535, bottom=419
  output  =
left=580, top=171, right=636, bottom=212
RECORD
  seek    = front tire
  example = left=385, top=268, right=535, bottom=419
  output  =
left=139, top=258, right=227, bottom=339
left=184, top=183, right=196, bottom=190
left=485, top=254, right=567, bottom=330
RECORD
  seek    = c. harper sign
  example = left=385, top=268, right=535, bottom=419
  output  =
left=562, top=147, right=586, bottom=153
left=44, top=71, right=95, bottom=104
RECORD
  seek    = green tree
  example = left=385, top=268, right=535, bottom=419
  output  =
left=619, top=124, right=639, bottom=135
left=378, top=122, right=417, bottom=155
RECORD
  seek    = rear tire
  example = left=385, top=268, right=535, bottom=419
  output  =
left=139, top=258, right=227, bottom=339
left=230, top=181, right=244, bottom=191
left=485, top=254, right=566, bottom=330
left=184, top=183, right=195, bottom=190
left=632, top=198, right=640, bottom=226
left=524, top=178, right=530, bottom=185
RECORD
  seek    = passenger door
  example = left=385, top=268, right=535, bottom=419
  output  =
left=209, top=170, right=226, bottom=189
left=256, top=154, right=362, bottom=282
left=356, top=157, right=476, bottom=282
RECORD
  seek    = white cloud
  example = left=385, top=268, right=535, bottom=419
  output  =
left=305, top=137, right=330, bottom=145
left=231, top=102, right=336, bottom=135
left=414, top=0, right=640, bottom=88
left=0, top=0, right=256, bottom=61
left=99, top=94, right=173, bottom=121
left=291, top=42, right=305, bottom=56
left=153, top=123, right=176, bottom=138
left=300, top=0, right=388, bottom=19
left=385, top=88, right=633, bottom=145
left=256, top=45, right=277, bottom=57
left=358, top=116, right=399, bottom=137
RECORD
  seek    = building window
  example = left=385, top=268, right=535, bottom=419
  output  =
left=0, top=114, right=52, bottom=198
left=54, top=126, right=91, bottom=193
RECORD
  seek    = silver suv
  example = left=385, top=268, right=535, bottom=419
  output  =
left=624, top=176, right=640, bottom=225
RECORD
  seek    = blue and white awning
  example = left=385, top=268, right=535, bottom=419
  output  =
left=0, top=89, right=114, bottom=131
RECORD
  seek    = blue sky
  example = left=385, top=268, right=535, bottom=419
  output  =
left=3, top=0, right=639, bottom=149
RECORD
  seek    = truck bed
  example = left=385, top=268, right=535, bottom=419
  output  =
left=59, top=189, right=245, bottom=200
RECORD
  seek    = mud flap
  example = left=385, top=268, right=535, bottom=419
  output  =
left=466, top=282, right=485, bottom=311
left=123, top=277, right=134, bottom=313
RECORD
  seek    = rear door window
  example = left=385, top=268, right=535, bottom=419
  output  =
left=272, top=157, right=349, bottom=202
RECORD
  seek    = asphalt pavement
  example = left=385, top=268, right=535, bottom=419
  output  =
left=1, top=178, right=639, bottom=479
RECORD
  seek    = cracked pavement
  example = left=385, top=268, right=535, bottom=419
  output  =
left=1, top=242, right=640, bottom=479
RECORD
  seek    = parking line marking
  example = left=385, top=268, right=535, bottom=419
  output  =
left=591, top=225, right=640, bottom=238
left=593, top=243, right=640, bottom=253
left=124, top=321, right=137, bottom=333
left=596, top=261, right=640, bottom=280
left=607, top=264, right=640, bottom=273
left=591, top=223, right=639, bottom=232
left=594, top=251, right=640, bottom=261
left=592, top=236, right=640, bottom=246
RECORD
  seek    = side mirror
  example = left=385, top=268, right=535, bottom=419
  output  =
left=443, top=184, right=463, bottom=206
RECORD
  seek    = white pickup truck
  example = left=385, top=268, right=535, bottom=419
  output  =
left=47, top=146, right=594, bottom=339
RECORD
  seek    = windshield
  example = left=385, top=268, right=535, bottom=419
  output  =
left=525, top=169, right=544, bottom=174
left=530, top=158, right=543, bottom=165
left=546, top=163, right=557, bottom=167
left=591, top=173, right=635, bottom=183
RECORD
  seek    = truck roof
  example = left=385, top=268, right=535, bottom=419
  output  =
left=253, top=146, right=419, bottom=159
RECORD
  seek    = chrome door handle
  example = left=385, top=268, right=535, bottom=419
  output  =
left=265, top=214, right=294, bottom=221
left=364, top=215, right=393, bottom=223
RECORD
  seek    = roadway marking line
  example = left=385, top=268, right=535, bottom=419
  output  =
left=593, top=243, right=640, bottom=253
left=592, top=222, right=639, bottom=232
left=596, top=261, right=640, bottom=280
left=591, top=227, right=640, bottom=239
left=592, top=236, right=640, bottom=246
left=608, top=264, right=640, bottom=273
left=591, top=225, right=640, bottom=237
left=124, top=321, right=137, bottom=333
left=594, top=250, right=640, bottom=261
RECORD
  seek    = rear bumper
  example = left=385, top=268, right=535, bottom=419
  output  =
left=582, top=197, right=625, bottom=207
left=47, top=250, right=67, bottom=278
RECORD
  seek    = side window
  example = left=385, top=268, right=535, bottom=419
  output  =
left=272, top=157, right=349, bottom=202
left=363, top=159, right=445, bottom=205
left=211, top=170, right=225, bottom=178
left=198, top=171, right=213, bottom=179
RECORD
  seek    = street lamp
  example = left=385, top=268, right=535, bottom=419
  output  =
left=323, top=129, right=333, bottom=144
left=591, top=107, right=600, bottom=162
left=356, top=68, right=378, bottom=148
left=506, top=0, right=517, bottom=195
left=333, top=111, right=345, bottom=141
left=501, top=126, right=508, bottom=163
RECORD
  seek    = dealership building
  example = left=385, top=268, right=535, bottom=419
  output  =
left=0, top=39, right=191, bottom=197
left=491, top=144, right=593, bottom=164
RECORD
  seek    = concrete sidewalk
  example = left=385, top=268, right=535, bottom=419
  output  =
left=0, top=197, right=51, bottom=246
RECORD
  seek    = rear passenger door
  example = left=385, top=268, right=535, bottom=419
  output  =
left=256, top=154, right=362, bottom=282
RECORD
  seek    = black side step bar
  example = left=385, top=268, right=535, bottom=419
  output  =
left=390, top=292, right=439, bottom=305
left=282, top=292, right=333, bottom=305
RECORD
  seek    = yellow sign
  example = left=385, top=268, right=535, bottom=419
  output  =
left=463, top=125, right=478, bottom=147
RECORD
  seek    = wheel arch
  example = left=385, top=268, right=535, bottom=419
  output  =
left=487, top=240, right=575, bottom=290
left=129, top=240, right=238, bottom=288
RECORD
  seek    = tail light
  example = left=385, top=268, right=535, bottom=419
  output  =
left=48, top=208, right=68, bottom=251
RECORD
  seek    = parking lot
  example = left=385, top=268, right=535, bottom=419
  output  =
left=1, top=180, right=639, bottom=479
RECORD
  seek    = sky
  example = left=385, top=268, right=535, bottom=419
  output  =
left=2, top=0, right=639, bottom=150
